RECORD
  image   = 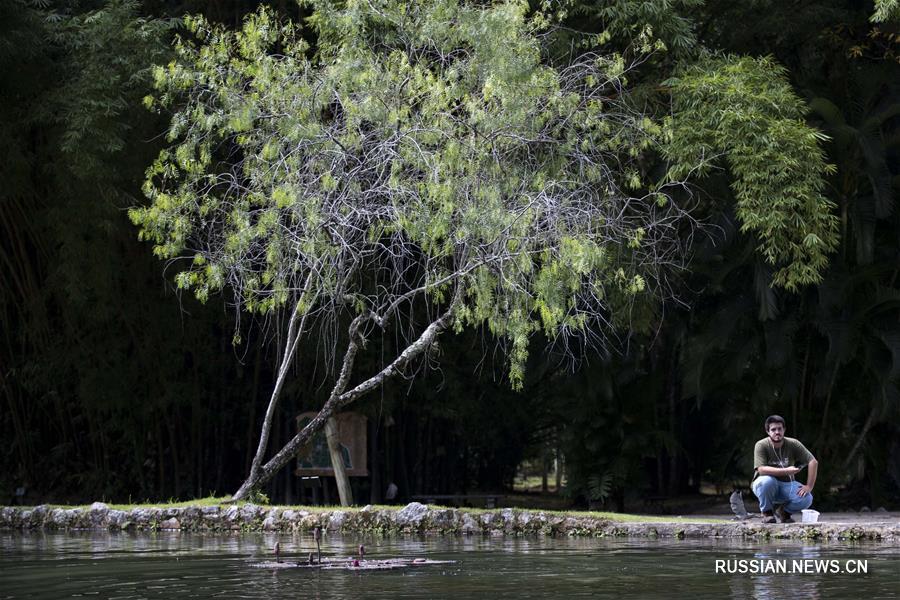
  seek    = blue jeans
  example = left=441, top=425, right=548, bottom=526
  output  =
left=751, top=476, right=813, bottom=513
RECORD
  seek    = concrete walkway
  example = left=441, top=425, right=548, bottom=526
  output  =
left=681, top=509, right=900, bottom=524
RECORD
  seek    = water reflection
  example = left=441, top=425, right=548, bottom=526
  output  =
left=1, top=532, right=897, bottom=599
left=724, top=545, right=823, bottom=600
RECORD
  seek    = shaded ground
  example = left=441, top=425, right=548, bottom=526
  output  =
left=505, top=490, right=899, bottom=524
left=684, top=500, right=900, bottom=524
left=623, top=509, right=900, bottom=526
left=671, top=507, right=900, bottom=526
left=640, top=494, right=900, bottom=525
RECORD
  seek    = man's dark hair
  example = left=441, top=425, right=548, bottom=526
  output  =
left=764, top=415, right=786, bottom=433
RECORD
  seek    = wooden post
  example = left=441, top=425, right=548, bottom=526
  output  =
left=325, top=416, right=353, bottom=506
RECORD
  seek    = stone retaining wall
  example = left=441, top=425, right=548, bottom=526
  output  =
left=2, top=503, right=898, bottom=542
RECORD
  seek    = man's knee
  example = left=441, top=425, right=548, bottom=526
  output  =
left=795, top=492, right=813, bottom=510
left=752, top=476, right=777, bottom=498
left=784, top=484, right=813, bottom=512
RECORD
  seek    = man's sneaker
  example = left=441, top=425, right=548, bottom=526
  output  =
left=761, top=510, right=776, bottom=524
left=776, top=506, right=794, bottom=523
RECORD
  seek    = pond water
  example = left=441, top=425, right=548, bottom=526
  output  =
left=1, top=531, right=898, bottom=599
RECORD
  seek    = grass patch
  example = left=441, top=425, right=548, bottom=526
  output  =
left=39, top=495, right=232, bottom=511
left=20, top=498, right=724, bottom=523
left=104, top=496, right=231, bottom=511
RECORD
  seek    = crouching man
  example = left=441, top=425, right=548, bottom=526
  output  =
left=752, top=415, right=819, bottom=523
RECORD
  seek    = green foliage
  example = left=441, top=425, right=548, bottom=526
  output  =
left=132, top=0, right=682, bottom=388
left=664, top=55, right=840, bottom=291
left=45, top=0, right=174, bottom=176
left=587, top=472, right=614, bottom=503
left=872, top=0, right=900, bottom=22
left=247, top=489, right=270, bottom=505
left=569, top=0, right=703, bottom=56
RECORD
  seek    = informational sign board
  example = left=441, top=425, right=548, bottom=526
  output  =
left=295, top=411, right=368, bottom=477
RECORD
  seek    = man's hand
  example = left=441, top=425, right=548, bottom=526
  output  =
left=784, top=466, right=801, bottom=477
left=797, top=484, right=813, bottom=497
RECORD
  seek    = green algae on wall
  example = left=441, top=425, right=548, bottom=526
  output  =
left=1, top=503, right=897, bottom=542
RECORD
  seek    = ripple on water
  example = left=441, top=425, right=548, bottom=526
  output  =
left=2, top=532, right=899, bottom=599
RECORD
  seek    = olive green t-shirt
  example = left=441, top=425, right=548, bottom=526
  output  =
left=753, top=437, right=815, bottom=482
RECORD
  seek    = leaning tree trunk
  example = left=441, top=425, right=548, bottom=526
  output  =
left=231, top=307, right=455, bottom=501
left=245, top=303, right=307, bottom=488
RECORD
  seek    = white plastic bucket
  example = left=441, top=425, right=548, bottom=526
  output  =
left=801, top=509, right=820, bottom=523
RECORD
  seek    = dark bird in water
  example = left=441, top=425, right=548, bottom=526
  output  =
left=351, top=544, right=365, bottom=568
left=308, top=552, right=315, bottom=565
left=313, top=526, right=322, bottom=563
left=274, top=542, right=281, bottom=563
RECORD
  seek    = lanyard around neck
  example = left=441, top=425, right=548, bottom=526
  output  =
left=770, top=438, right=793, bottom=482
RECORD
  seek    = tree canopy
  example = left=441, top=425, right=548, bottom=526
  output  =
left=131, top=0, right=690, bottom=389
